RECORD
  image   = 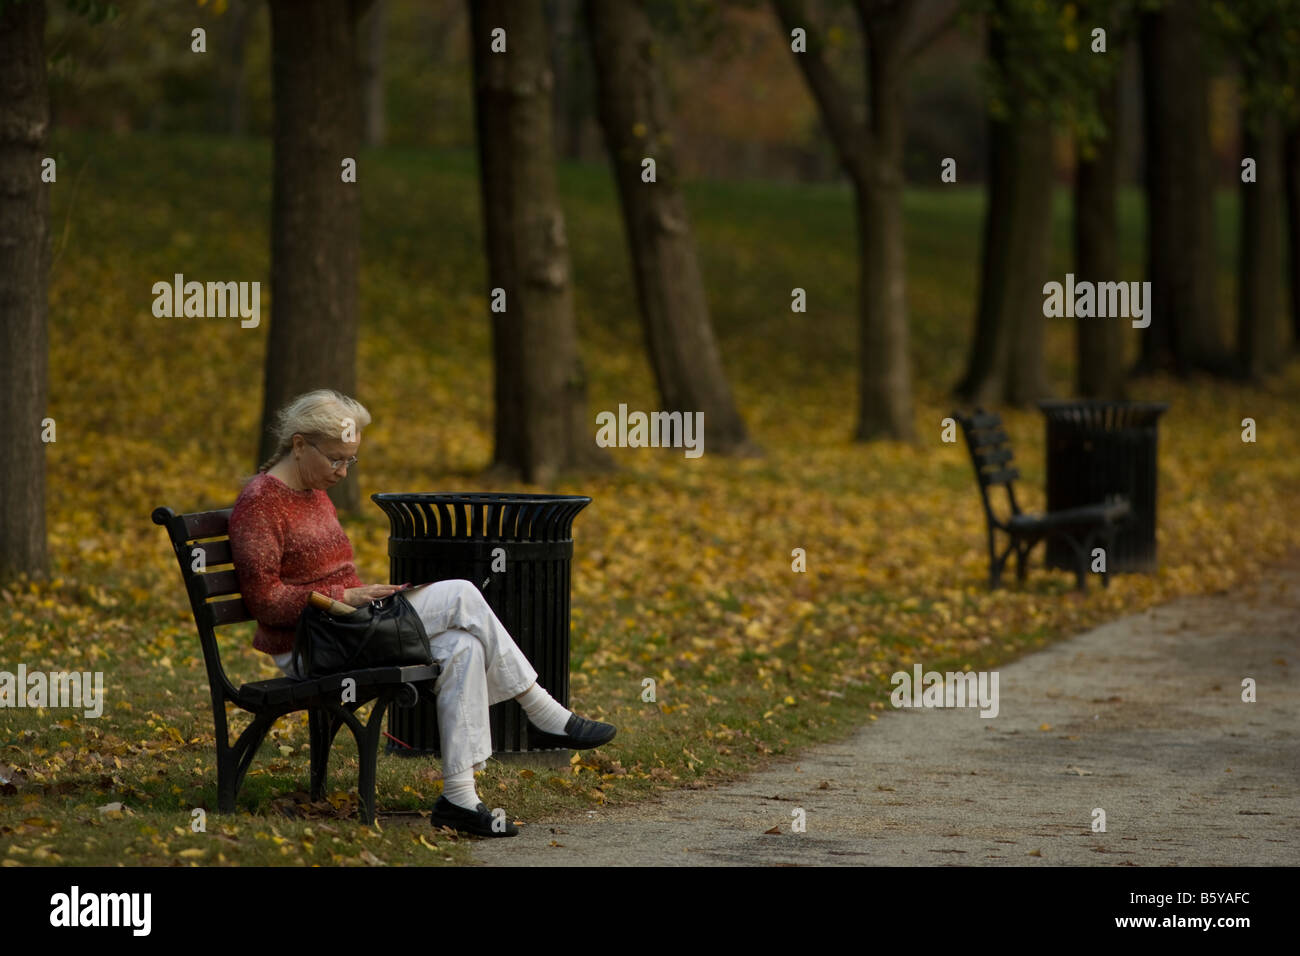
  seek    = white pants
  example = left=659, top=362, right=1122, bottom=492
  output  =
left=273, top=579, right=539, bottom=776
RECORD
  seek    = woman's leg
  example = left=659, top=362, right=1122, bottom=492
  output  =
left=427, top=628, right=493, bottom=807
left=408, top=580, right=615, bottom=812
left=405, top=579, right=540, bottom=704
left=276, top=621, right=493, bottom=811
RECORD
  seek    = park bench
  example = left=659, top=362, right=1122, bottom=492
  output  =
left=953, top=410, right=1131, bottom=592
left=151, top=505, right=439, bottom=825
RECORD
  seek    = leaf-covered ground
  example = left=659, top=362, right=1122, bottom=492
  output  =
left=2, top=133, right=1298, bottom=866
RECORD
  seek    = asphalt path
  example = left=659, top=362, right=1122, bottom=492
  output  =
left=470, top=560, right=1300, bottom=866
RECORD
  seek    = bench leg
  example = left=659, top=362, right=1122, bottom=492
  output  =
left=355, top=693, right=395, bottom=827
left=319, top=694, right=396, bottom=826
left=1014, top=540, right=1031, bottom=584
left=1100, top=525, right=1119, bottom=588
left=985, top=531, right=1000, bottom=589
left=1067, top=532, right=1089, bottom=593
left=218, top=711, right=277, bottom=814
left=994, top=533, right=1039, bottom=590
left=1074, top=525, right=1118, bottom=591
left=990, top=535, right=1018, bottom=590
left=308, top=707, right=346, bottom=802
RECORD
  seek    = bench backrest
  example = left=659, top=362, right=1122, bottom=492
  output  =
left=152, top=505, right=252, bottom=699
left=953, top=409, right=1023, bottom=525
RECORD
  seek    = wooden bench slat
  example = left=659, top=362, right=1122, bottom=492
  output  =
left=206, top=596, right=253, bottom=627
left=980, top=467, right=1019, bottom=485
left=187, top=539, right=233, bottom=566
left=975, top=447, right=1014, bottom=466
left=183, top=509, right=233, bottom=539
left=968, top=426, right=1008, bottom=444
left=195, top=569, right=241, bottom=599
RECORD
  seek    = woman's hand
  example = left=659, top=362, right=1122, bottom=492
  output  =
left=343, top=584, right=405, bottom=607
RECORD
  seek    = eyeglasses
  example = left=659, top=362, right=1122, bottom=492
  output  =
left=304, top=439, right=358, bottom=472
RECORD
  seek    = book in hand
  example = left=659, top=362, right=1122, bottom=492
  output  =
left=391, top=581, right=436, bottom=595
left=308, top=584, right=434, bottom=616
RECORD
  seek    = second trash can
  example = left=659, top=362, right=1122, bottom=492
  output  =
left=371, top=492, right=591, bottom=762
left=1037, top=400, right=1168, bottom=573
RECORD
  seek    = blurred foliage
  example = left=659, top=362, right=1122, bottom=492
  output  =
left=643, top=0, right=730, bottom=54
left=36, top=0, right=989, bottom=183
left=965, top=0, right=1153, bottom=149
left=62, top=0, right=117, bottom=23
left=47, top=0, right=250, bottom=133
left=29, top=0, right=1265, bottom=183
left=1208, top=0, right=1300, bottom=129
left=0, top=0, right=115, bottom=20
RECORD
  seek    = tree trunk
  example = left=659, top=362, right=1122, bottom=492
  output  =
left=221, top=0, right=250, bottom=136
left=1003, top=126, right=1055, bottom=406
left=856, top=14, right=915, bottom=440
left=954, top=42, right=1054, bottom=407
left=1239, top=108, right=1284, bottom=378
left=261, top=0, right=364, bottom=512
left=1286, top=123, right=1300, bottom=352
left=468, top=0, right=612, bottom=483
left=585, top=0, right=759, bottom=455
left=0, top=0, right=50, bottom=581
left=771, top=0, right=917, bottom=441
left=1137, top=0, right=1228, bottom=375
left=1074, top=70, right=1125, bottom=398
left=361, top=0, right=386, bottom=147
left=549, top=0, right=586, bottom=162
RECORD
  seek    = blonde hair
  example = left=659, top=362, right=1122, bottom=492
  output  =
left=256, top=389, right=372, bottom=475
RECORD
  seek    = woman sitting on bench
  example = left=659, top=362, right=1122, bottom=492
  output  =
left=227, top=388, right=615, bottom=837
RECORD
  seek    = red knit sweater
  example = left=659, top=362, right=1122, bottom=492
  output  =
left=228, top=472, right=363, bottom=655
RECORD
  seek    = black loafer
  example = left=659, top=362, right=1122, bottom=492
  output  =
left=528, top=713, right=617, bottom=750
left=428, top=796, right=518, bottom=837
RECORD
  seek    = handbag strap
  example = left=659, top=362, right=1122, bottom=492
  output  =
left=292, top=613, right=306, bottom=677
left=333, top=602, right=386, bottom=672
left=291, top=607, right=318, bottom=678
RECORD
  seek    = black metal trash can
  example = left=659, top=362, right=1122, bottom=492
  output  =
left=371, top=492, right=591, bottom=760
left=1037, top=401, right=1168, bottom=573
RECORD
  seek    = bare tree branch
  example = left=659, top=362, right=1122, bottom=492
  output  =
left=771, top=0, right=869, bottom=173
left=351, top=0, right=379, bottom=25
left=902, top=0, right=961, bottom=65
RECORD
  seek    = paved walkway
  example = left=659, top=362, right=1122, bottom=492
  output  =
left=470, top=559, right=1300, bottom=866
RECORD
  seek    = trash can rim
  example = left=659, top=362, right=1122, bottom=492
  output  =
left=372, top=492, right=592, bottom=504
left=1034, top=399, right=1169, bottom=413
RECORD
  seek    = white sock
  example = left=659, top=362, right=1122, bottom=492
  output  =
left=515, top=681, right=572, bottom=734
left=442, top=767, right=481, bottom=811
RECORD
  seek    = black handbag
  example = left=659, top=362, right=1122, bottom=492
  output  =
left=292, top=592, right=433, bottom=679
